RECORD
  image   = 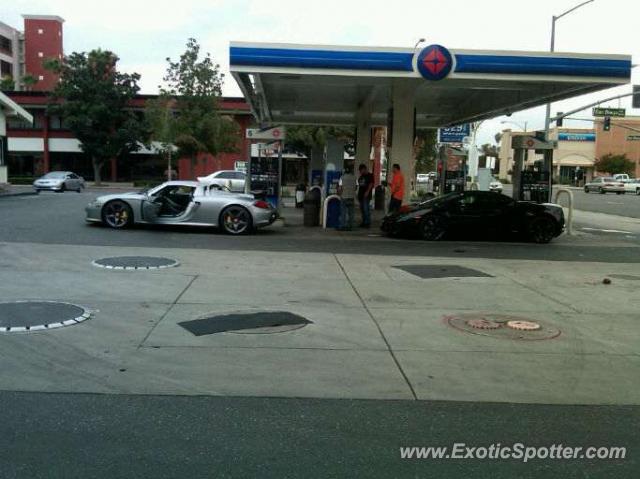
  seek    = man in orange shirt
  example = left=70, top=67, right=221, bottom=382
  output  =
left=388, top=163, right=405, bottom=213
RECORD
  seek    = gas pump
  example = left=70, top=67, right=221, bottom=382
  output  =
left=437, top=145, right=467, bottom=194
left=511, top=134, right=555, bottom=203
left=245, top=127, right=286, bottom=210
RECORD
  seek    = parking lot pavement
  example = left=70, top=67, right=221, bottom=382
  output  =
left=0, top=241, right=638, bottom=405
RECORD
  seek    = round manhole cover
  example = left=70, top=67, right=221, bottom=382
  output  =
left=92, top=256, right=180, bottom=270
left=445, top=313, right=560, bottom=341
left=0, top=301, right=91, bottom=333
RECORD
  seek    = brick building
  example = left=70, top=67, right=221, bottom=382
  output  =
left=4, top=91, right=254, bottom=182
left=0, top=15, right=63, bottom=91
left=595, top=116, right=640, bottom=178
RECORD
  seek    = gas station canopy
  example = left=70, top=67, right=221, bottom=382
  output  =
left=230, top=42, right=632, bottom=127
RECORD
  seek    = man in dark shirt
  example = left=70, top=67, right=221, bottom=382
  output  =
left=357, top=164, right=374, bottom=228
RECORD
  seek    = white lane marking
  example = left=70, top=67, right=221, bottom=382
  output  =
left=582, top=227, right=633, bottom=234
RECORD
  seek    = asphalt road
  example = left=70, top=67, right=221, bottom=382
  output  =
left=500, top=185, right=640, bottom=219
left=1, top=392, right=637, bottom=479
left=1, top=189, right=639, bottom=262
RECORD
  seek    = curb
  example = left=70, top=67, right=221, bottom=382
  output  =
left=0, top=191, right=39, bottom=198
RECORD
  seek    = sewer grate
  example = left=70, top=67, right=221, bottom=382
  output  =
left=179, top=311, right=313, bottom=336
left=445, top=313, right=560, bottom=341
left=0, top=301, right=92, bottom=333
left=394, top=265, right=493, bottom=279
left=92, top=256, right=180, bottom=270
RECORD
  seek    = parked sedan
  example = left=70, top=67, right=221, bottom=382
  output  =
left=197, top=170, right=246, bottom=192
left=85, top=180, right=276, bottom=235
left=381, top=191, right=565, bottom=243
left=33, top=171, right=85, bottom=192
left=584, top=177, right=625, bottom=194
left=623, top=179, right=640, bottom=195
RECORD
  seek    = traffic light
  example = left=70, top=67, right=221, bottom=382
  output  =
left=556, top=112, right=563, bottom=127
left=603, top=116, right=611, bottom=131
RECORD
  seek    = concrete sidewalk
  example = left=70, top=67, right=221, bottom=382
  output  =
left=0, top=240, right=637, bottom=405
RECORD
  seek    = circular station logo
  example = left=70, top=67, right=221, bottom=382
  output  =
left=417, top=45, right=454, bottom=81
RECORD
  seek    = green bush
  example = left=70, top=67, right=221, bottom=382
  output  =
left=8, top=176, right=36, bottom=185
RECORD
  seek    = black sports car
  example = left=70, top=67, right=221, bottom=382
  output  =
left=381, top=191, right=565, bottom=243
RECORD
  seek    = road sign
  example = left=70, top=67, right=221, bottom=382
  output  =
left=246, top=126, right=286, bottom=140
left=511, top=135, right=555, bottom=150
left=438, top=124, right=471, bottom=143
left=592, top=107, right=625, bottom=117
left=627, top=135, right=640, bottom=141
left=633, top=85, right=640, bottom=109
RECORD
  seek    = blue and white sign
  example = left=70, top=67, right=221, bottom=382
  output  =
left=558, top=133, right=595, bottom=142
left=438, top=124, right=471, bottom=143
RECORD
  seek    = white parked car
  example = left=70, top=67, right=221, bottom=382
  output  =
left=33, top=171, right=85, bottom=193
left=613, top=173, right=630, bottom=182
left=489, top=179, right=503, bottom=193
left=584, top=177, right=625, bottom=194
left=197, top=170, right=246, bottom=192
left=623, top=179, right=640, bottom=195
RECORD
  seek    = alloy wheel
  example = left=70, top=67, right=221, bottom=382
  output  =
left=222, top=206, right=251, bottom=235
left=103, top=201, right=132, bottom=229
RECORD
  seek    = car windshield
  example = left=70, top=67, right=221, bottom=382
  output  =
left=43, top=172, right=67, bottom=179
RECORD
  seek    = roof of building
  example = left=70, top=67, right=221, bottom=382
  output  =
left=0, top=91, right=33, bottom=123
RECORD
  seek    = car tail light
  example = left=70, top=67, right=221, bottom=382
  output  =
left=253, top=200, right=271, bottom=209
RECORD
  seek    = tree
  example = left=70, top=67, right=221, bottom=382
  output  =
left=46, top=50, right=145, bottom=184
left=21, top=74, right=37, bottom=91
left=158, top=38, right=239, bottom=173
left=0, top=76, right=15, bottom=91
left=145, top=94, right=178, bottom=179
left=285, top=125, right=355, bottom=158
left=414, top=129, right=438, bottom=173
left=594, top=153, right=635, bottom=175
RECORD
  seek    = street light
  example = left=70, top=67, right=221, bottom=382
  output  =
left=544, top=0, right=595, bottom=138
left=501, top=120, right=528, bottom=131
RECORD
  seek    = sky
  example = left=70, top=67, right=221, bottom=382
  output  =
left=4, top=0, right=640, bottom=145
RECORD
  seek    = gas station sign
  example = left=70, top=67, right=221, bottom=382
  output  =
left=438, top=124, right=471, bottom=144
left=246, top=126, right=286, bottom=140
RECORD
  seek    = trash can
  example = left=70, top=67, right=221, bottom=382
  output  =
left=303, top=189, right=321, bottom=227
left=374, top=185, right=386, bottom=211
left=325, top=196, right=341, bottom=229
left=295, top=184, right=306, bottom=208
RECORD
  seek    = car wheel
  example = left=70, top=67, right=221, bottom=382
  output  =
left=528, top=216, right=557, bottom=244
left=617, top=191, right=624, bottom=195
left=57, top=184, right=66, bottom=193
left=220, top=205, right=253, bottom=235
left=102, top=200, right=133, bottom=229
left=599, top=187, right=605, bottom=194
left=636, top=188, right=640, bottom=196
left=584, top=187, right=589, bottom=193
left=419, top=216, right=446, bottom=241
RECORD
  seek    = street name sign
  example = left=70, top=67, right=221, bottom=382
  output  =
left=592, top=107, right=626, bottom=117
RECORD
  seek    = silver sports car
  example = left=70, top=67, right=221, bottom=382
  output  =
left=85, top=180, right=277, bottom=235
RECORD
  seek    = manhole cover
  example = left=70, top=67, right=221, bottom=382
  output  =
left=445, top=313, right=560, bottom=341
left=394, top=265, right=493, bottom=279
left=608, top=274, right=640, bottom=281
left=179, top=311, right=313, bottom=336
left=92, top=256, right=179, bottom=270
left=0, top=301, right=91, bottom=333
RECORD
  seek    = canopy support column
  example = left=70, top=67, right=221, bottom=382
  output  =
left=390, top=80, right=416, bottom=203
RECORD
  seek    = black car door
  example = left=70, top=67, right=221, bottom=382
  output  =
left=446, top=192, right=485, bottom=237
left=473, top=193, right=516, bottom=238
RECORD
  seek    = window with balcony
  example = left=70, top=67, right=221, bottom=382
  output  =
left=0, top=35, right=12, bottom=55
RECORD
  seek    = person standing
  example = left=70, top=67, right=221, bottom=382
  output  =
left=388, top=163, right=405, bottom=214
left=357, top=163, right=374, bottom=228
left=337, top=166, right=356, bottom=231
